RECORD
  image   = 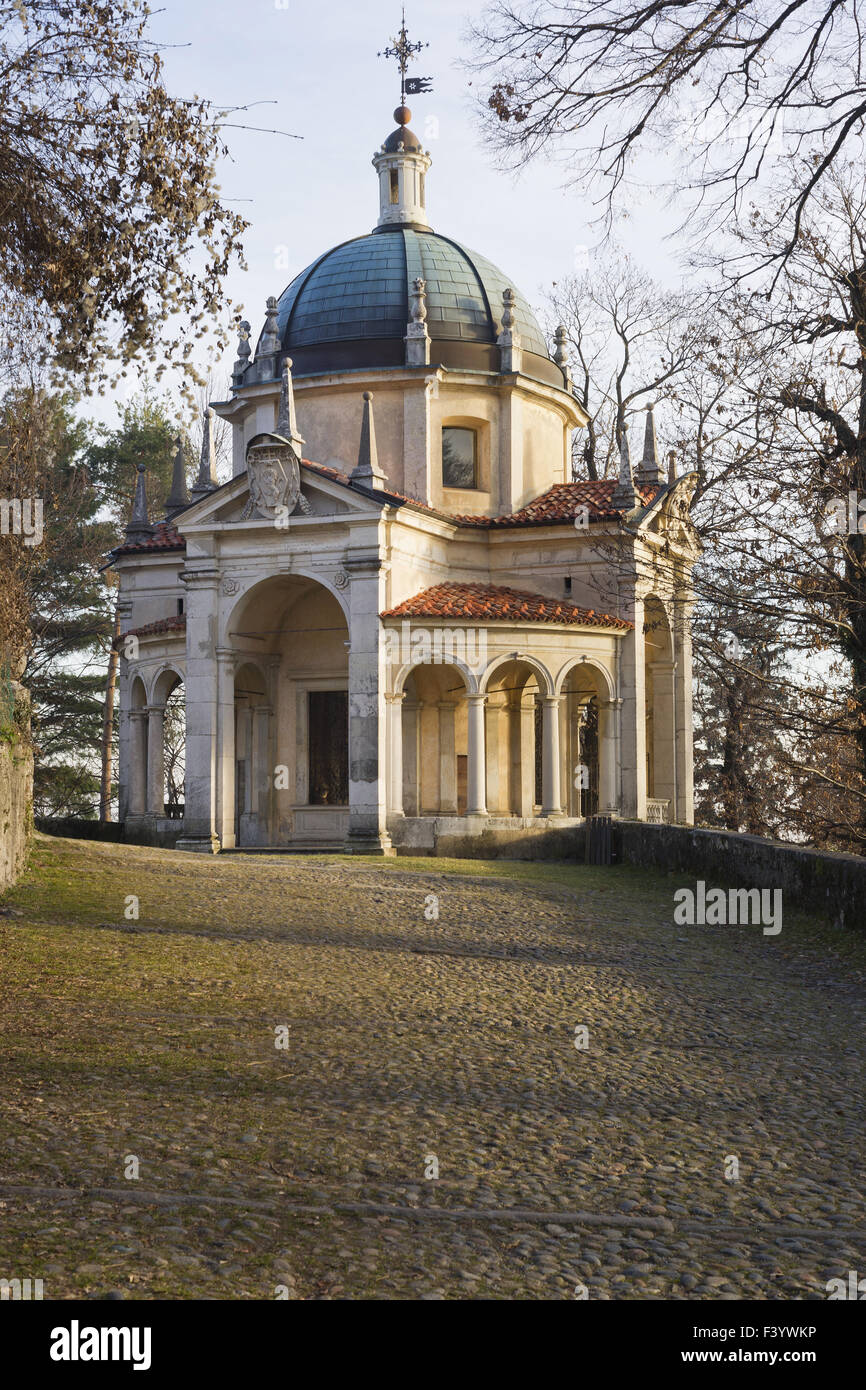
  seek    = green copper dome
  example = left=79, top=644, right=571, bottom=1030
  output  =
left=265, top=227, right=563, bottom=387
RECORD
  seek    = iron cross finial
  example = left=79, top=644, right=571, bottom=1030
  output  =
left=378, top=8, right=429, bottom=106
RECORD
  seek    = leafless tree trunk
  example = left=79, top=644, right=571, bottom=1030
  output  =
left=99, top=603, right=120, bottom=821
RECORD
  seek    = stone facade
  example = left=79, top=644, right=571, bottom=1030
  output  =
left=109, top=105, right=700, bottom=855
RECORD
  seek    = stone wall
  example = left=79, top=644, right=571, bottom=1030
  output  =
left=0, top=684, right=33, bottom=892
left=615, top=822, right=866, bottom=933
left=394, top=815, right=865, bottom=932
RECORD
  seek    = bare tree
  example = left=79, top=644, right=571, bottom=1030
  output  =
left=470, top=1, right=866, bottom=272
left=548, top=251, right=708, bottom=477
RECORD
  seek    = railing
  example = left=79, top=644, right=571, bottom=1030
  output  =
left=646, top=799, right=671, bottom=824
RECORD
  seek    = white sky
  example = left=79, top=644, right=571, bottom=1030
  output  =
left=95, top=0, right=681, bottom=427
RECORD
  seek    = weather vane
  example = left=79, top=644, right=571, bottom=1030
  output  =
left=378, top=8, right=433, bottom=106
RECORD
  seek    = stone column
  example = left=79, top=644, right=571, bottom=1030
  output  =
left=401, top=698, right=420, bottom=816
left=215, top=649, right=237, bottom=850
left=619, top=602, right=647, bottom=821
left=346, top=552, right=393, bottom=853
left=484, top=696, right=506, bottom=815
left=649, top=659, right=677, bottom=818
left=438, top=701, right=457, bottom=814
left=514, top=693, right=534, bottom=816
left=465, top=693, right=488, bottom=816
left=129, top=710, right=148, bottom=817
left=597, top=698, right=620, bottom=815
left=541, top=695, right=564, bottom=816
left=146, top=706, right=164, bottom=818
left=386, top=692, right=405, bottom=818
left=176, top=568, right=221, bottom=853
left=252, top=703, right=272, bottom=836
left=673, top=596, right=695, bottom=825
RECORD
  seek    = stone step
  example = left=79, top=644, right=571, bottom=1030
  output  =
left=222, top=842, right=347, bottom=856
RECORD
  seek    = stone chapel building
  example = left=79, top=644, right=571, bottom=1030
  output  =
left=110, top=100, right=700, bottom=854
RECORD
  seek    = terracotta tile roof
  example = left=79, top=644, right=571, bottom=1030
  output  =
left=304, top=465, right=661, bottom=528
left=112, top=521, right=186, bottom=557
left=381, top=582, right=632, bottom=629
left=117, top=615, right=187, bottom=644
left=454, top=481, right=663, bottom=528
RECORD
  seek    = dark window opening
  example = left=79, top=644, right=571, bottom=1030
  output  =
left=580, top=698, right=600, bottom=818
left=389, top=169, right=399, bottom=204
left=308, top=691, right=348, bottom=805
left=177, top=598, right=185, bottom=615
left=442, top=426, right=477, bottom=489
left=563, top=577, right=572, bottom=596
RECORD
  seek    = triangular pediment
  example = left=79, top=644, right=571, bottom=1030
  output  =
left=172, top=462, right=386, bottom=533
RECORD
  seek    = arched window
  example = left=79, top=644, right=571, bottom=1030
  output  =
left=442, top=426, right=477, bottom=489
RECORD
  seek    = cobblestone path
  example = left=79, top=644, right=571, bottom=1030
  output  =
left=1, top=834, right=863, bottom=1299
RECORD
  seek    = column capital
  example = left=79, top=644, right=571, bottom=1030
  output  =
left=385, top=690, right=406, bottom=705
left=466, top=692, right=487, bottom=707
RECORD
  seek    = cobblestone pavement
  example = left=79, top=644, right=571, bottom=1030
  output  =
left=0, top=834, right=864, bottom=1300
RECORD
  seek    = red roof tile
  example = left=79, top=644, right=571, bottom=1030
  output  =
left=117, top=615, right=187, bottom=644
left=113, top=521, right=186, bottom=557
left=454, top=481, right=662, bottom=528
left=381, top=582, right=632, bottom=629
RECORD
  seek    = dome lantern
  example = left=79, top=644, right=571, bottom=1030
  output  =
left=372, top=105, right=432, bottom=232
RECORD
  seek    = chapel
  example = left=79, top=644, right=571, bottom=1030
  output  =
left=110, top=87, right=699, bottom=855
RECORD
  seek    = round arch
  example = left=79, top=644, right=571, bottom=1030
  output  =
left=222, top=567, right=351, bottom=644
left=479, top=652, right=554, bottom=698
left=554, top=655, right=616, bottom=702
left=393, top=655, right=478, bottom=697
left=149, top=663, right=185, bottom=706
left=130, top=674, right=147, bottom=709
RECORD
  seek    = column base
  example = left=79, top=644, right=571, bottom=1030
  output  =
left=345, top=829, right=395, bottom=856
left=175, top=835, right=221, bottom=855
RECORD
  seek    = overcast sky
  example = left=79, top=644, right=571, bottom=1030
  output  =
left=99, top=0, right=681, bottom=426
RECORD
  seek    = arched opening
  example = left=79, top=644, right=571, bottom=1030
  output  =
left=400, top=663, right=470, bottom=815
left=228, top=575, right=350, bottom=846
left=560, top=663, right=610, bottom=818
left=644, top=596, right=676, bottom=819
left=151, top=670, right=185, bottom=820
left=128, top=675, right=148, bottom=818
left=482, top=659, right=545, bottom=816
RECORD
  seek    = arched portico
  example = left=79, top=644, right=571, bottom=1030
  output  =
left=213, top=574, right=350, bottom=848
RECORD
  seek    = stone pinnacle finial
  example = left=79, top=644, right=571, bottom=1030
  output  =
left=190, top=407, right=217, bottom=502
left=350, top=391, right=388, bottom=489
left=553, top=323, right=572, bottom=391
left=636, top=402, right=662, bottom=484
left=498, top=288, right=522, bottom=373
left=406, top=277, right=431, bottom=366
left=259, top=297, right=280, bottom=360
left=411, top=277, right=427, bottom=325
left=668, top=449, right=678, bottom=485
left=611, top=421, right=639, bottom=512
left=232, top=319, right=251, bottom=386
left=165, top=434, right=190, bottom=519
left=276, top=357, right=305, bottom=451
left=553, top=324, right=569, bottom=369
left=124, top=460, right=153, bottom=544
